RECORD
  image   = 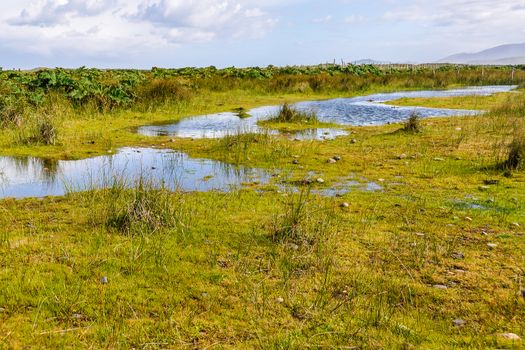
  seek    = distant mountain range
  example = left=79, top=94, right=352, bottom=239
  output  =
left=438, top=43, right=525, bottom=65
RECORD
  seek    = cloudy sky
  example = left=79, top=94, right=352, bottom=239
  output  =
left=0, top=0, right=524, bottom=69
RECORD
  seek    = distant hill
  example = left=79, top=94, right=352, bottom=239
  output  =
left=439, top=43, right=525, bottom=65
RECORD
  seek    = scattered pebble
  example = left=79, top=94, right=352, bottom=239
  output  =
left=316, top=178, right=325, bottom=184
left=433, top=284, right=448, bottom=290
left=100, top=276, right=108, bottom=284
left=276, top=297, right=284, bottom=303
left=286, top=243, right=299, bottom=250
left=378, top=178, right=385, bottom=182
left=327, top=158, right=337, bottom=164
left=414, top=232, right=425, bottom=237
left=350, top=139, right=357, bottom=144
left=487, top=243, right=498, bottom=249
left=72, top=313, right=83, bottom=320
left=169, top=138, right=175, bottom=142
left=201, top=292, right=209, bottom=298
left=292, top=159, right=299, bottom=165
left=333, top=155, right=342, bottom=161
left=478, top=185, right=490, bottom=191
left=0, top=307, right=5, bottom=312
left=433, top=157, right=445, bottom=161
left=500, top=333, right=521, bottom=340
left=455, top=127, right=462, bottom=131
left=453, top=319, right=466, bottom=327
left=398, top=154, right=407, bottom=159
left=465, top=217, right=473, bottom=222
left=512, top=222, right=520, bottom=228
left=340, top=202, right=350, bottom=208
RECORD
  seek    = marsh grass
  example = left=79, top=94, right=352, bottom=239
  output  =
left=503, top=137, right=525, bottom=171
left=86, top=177, right=188, bottom=236
left=215, top=129, right=298, bottom=164
left=270, top=103, right=318, bottom=124
left=403, top=113, right=422, bottom=133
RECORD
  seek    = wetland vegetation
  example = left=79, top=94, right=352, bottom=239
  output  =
left=1, top=64, right=525, bottom=348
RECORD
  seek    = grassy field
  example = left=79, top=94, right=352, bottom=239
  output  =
left=1, top=67, right=525, bottom=349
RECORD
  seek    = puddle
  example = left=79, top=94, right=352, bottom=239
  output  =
left=137, top=85, right=516, bottom=139
left=0, top=148, right=271, bottom=199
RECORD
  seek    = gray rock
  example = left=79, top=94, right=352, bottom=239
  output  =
left=350, top=139, right=357, bottom=144
left=433, top=284, right=448, bottom=290
left=453, top=319, right=466, bottom=327
left=292, top=159, right=299, bottom=165
left=333, top=156, right=342, bottom=161
left=500, top=333, right=521, bottom=340
left=340, top=202, right=350, bottom=208
left=100, top=276, right=108, bottom=284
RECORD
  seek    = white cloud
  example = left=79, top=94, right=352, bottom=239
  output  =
left=0, top=0, right=280, bottom=61
left=313, top=15, right=332, bottom=23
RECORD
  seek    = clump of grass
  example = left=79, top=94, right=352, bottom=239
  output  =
left=37, top=117, right=58, bottom=145
left=402, top=113, right=422, bottom=133
left=271, top=103, right=318, bottom=124
left=503, top=137, right=525, bottom=171
left=270, top=188, right=333, bottom=246
left=98, top=177, right=186, bottom=236
left=232, top=107, right=251, bottom=118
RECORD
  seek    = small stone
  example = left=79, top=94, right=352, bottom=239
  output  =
left=465, top=216, right=473, bottom=222
left=455, top=127, right=462, bottom=131
left=487, top=243, right=498, bottom=249
left=327, top=158, right=337, bottom=164
left=478, top=185, right=490, bottom=191
left=72, top=313, right=83, bottom=320
left=292, top=159, right=299, bottom=165
left=292, top=155, right=300, bottom=158
left=286, top=243, right=299, bottom=250
left=378, top=178, right=385, bottom=182
left=316, top=178, right=325, bottom=184
left=340, top=202, right=350, bottom=208
left=414, top=232, right=425, bottom=237
left=350, top=139, right=357, bottom=144
left=398, top=154, right=407, bottom=159
left=100, top=276, right=108, bottom=284
left=452, top=252, right=465, bottom=260
left=433, top=284, right=448, bottom=290
left=0, top=307, right=6, bottom=312
left=512, top=222, right=520, bottom=228
left=276, top=297, right=284, bottom=303
left=170, top=138, right=175, bottom=142
left=500, top=333, right=521, bottom=340
left=453, top=319, right=466, bottom=327
left=433, top=157, right=445, bottom=161
left=333, top=156, right=341, bottom=161
left=201, top=292, right=209, bottom=298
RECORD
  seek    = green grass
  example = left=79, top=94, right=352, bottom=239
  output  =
left=1, top=75, right=525, bottom=348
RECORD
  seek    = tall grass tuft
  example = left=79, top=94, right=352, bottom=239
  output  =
left=270, top=187, right=334, bottom=246
left=96, top=177, right=186, bottom=236
left=503, top=137, right=525, bottom=171
left=402, top=112, right=422, bottom=133
left=270, top=103, right=319, bottom=124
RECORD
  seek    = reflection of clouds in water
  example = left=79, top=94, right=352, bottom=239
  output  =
left=0, top=148, right=271, bottom=199
left=138, top=85, right=516, bottom=139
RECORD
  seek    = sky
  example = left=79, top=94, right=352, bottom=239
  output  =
left=0, top=0, right=524, bottom=69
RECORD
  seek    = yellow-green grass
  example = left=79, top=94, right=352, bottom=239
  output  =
left=1, top=87, right=525, bottom=348
left=387, top=92, right=516, bottom=110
